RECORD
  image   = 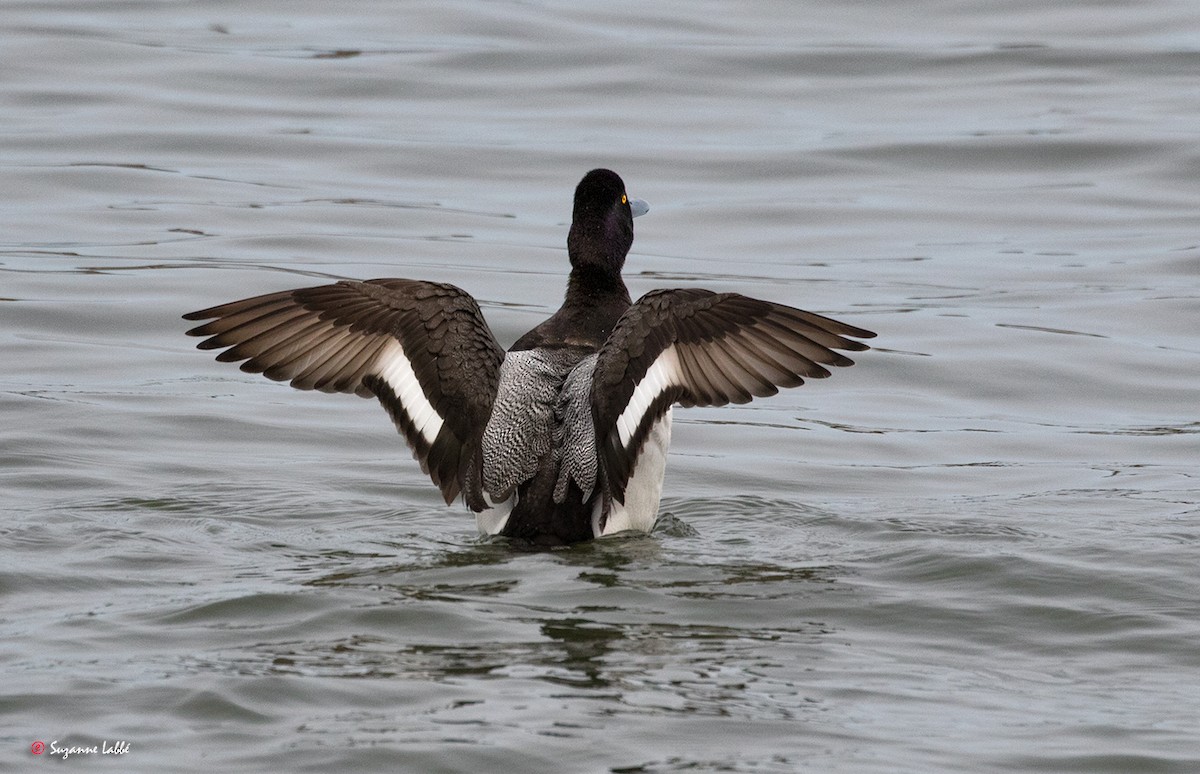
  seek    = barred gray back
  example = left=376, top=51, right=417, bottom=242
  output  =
left=480, top=349, right=578, bottom=500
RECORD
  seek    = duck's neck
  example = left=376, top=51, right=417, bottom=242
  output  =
left=565, top=263, right=631, bottom=305
left=508, top=264, right=631, bottom=353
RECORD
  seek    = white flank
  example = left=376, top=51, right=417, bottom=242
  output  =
left=616, top=344, right=681, bottom=447
left=476, top=493, right=515, bottom=535
left=596, top=409, right=672, bottom=536
left=376, top=340, right=444, bottom=446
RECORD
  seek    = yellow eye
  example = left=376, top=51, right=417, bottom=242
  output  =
left=621, top=194, right=628, bottom=205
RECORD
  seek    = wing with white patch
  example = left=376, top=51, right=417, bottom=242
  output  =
left=591, top=288, right=876, bottom=503
left=183, top=278, right=505, bottom=510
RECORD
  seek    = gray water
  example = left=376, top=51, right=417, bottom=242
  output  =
left=3, top=1, right=1198, bottom=771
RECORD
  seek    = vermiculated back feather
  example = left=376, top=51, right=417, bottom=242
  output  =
left=554, top=353, right=600, bottom=503
left=481, top=349, right=576, bottom=501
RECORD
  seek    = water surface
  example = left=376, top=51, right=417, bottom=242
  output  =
left=3, top=1, right=1199, bottom=771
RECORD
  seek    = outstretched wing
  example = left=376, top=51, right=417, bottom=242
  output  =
left=591, top=288, right=875, bottom=502
left=183, top=278, right=505, bottom=510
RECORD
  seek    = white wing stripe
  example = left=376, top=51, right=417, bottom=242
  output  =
left=399, top=371, right=434, bottom=428
left=376, top=340, right=444, bottom=446
left=405, top=382, right=438, bottom=436
left=617, top=414, right=633, bottom=447
left=616, top=345, right=682, bottom=447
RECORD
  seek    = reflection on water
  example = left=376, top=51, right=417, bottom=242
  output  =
left=136, top=500, right=846, bottom=723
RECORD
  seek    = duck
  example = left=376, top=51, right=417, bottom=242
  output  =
left=183, top=169, right=875, bottom=545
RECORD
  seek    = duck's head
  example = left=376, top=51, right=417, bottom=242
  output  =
left=567, top=169, right=649, bottom=277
